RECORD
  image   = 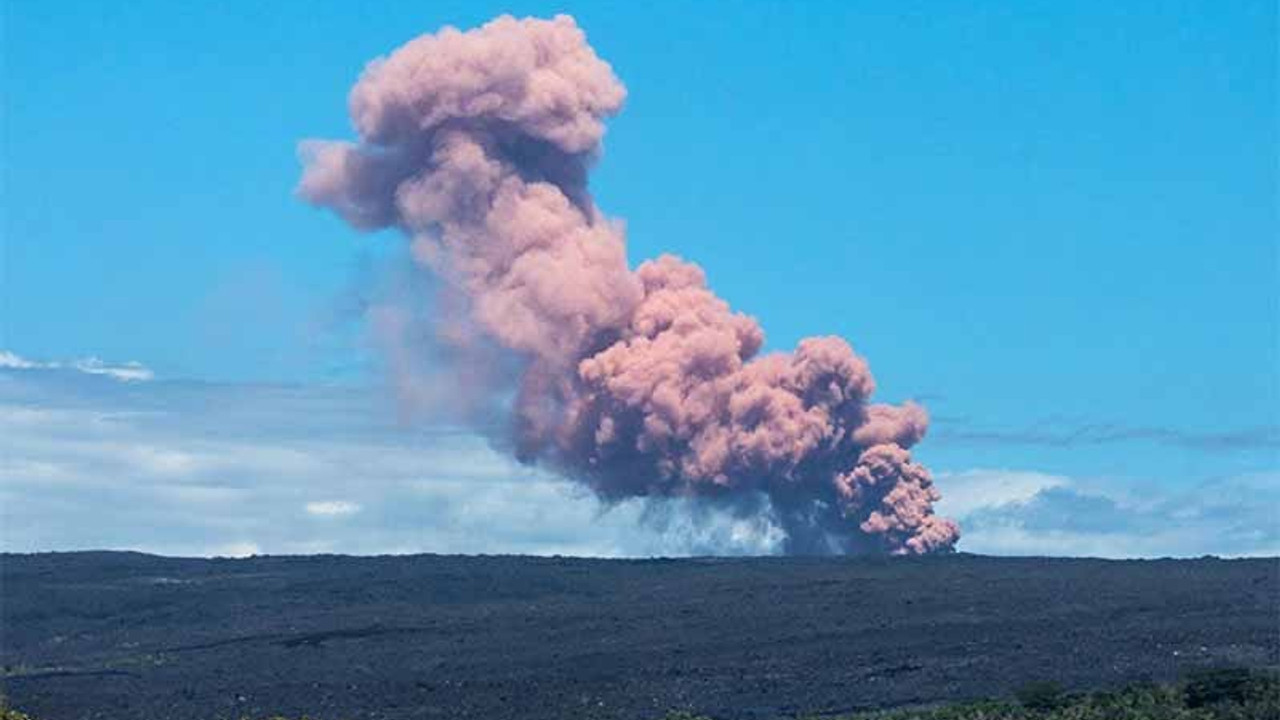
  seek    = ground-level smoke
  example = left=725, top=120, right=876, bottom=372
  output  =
left=299, top=14, right=959, bottom=554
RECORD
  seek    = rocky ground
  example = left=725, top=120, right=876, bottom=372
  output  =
left=1, top=552, right=1276, bottom=720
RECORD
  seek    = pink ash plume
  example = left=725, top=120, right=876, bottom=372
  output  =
left=298, top=14, right=959, bottom=554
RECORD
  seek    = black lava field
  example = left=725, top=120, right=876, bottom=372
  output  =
left=2, top=552, right=1276, bottom=719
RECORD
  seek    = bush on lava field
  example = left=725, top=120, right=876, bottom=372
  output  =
left=1014, top=680, right=1068, bottom=711
left=1183, top=666, right=1277, bottom=709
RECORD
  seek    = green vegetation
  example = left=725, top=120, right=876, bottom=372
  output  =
left=1013, top=680, right=1068, bottom=712
left=1183, top=667, right=1276, bottom=709
left=1, top=668, right=1275, bottom=720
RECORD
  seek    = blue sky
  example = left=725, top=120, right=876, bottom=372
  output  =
left=2, top=2, right=1276, bottom=556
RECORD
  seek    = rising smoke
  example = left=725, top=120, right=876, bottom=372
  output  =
left=299, top=14, right=959, bottom=554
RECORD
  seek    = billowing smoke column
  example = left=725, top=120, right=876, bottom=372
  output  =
left=299, top=15, right=959, bottom=554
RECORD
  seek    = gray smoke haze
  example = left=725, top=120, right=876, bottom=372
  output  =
left=298, top=14, right=959, bottom=554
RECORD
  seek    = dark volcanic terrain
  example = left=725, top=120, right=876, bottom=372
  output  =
left=2, top=552, right=1276, bottom=720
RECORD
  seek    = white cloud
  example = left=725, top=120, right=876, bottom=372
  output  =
left=0, top=349, right=154, bottom=381
left=934, top=468, right=1068, bottom=518
left=69, top=357, right=155, bottom=382
left=0, top=351, right=39, bottom=369
left=305, top=500, right=361, bottom=517
left=212, top=541, right=261, bottom=558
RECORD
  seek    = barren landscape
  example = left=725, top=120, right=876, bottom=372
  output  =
left=2, top=552, right=1276, bottom=719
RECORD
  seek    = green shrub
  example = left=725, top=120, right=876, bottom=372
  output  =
left=1015, top=679, right=1068, bottom=711
left=0, top=691, right=32, bottom=720
left=1183, top=666, right=1270, bottom=708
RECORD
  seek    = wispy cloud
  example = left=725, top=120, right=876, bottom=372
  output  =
left=932, top=419, right=1279, bottom=452
left=0, top=351, right=39, bottom=370
left=305, top=500, right=361, bottom=517
left=0, top=349, right=154, bottom=382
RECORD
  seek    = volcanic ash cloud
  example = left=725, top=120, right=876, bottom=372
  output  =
left=298, top=14, right=959, bottom=555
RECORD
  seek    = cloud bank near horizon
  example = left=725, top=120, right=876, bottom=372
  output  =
left=2, top=353, right=1274, bottom=559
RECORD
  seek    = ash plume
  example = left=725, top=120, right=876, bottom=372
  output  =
left=299, top=14, right=959, bottom=554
